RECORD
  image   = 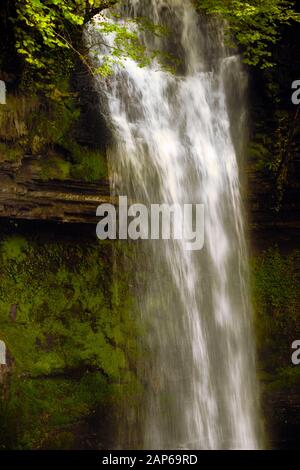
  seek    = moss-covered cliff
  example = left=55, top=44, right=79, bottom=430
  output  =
left=0, top=69, right=113, bottom=223
left=0, top=0, right=299, bottom=450
left=0, top=1, right=141, bottom=449
left=241, top=8, right=300, bottom=447
left=0, top=225, right=141, bottom=449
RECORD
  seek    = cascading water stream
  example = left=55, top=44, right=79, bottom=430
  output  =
left=88, top=0, right=262, bottom=449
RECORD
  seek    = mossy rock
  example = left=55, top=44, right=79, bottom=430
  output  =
left=0, top=232, right=141, bottom=449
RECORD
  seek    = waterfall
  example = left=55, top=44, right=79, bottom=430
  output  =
left=89, top=0, right=261, bottom=450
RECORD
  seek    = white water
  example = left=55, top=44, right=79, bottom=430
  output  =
left=89, top=0, right=261, bottom=450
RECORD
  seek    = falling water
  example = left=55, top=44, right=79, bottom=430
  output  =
left=89, top=0, right=261, bottom=450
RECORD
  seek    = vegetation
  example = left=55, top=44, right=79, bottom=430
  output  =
left=0, top=233, right=141, bottom=449
left=0, top=0, right=299, bottom=449
left=248, top=104, right=300, bottom=210
left=0, top=82, right=107, bottom=181
left=13, top=0, right=117, bottom=89
left=7, top=0, right=169, bottom=92
left=195, top=0, right=300, bottom=69
left=14, top=0, right=300, bottom=81
left=251, top=248, right=300, bottom=388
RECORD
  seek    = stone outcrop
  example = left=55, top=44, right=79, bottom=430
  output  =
left=247, top=152, right=300, bottom=250
left=0, top=154, right=111, bottom=224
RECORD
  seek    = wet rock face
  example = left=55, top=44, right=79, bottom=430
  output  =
left=263, top=390, right=300, bottom=449
left=247, top=152, right=300, bottom=251
left=245, top=18, right=300, bottom=253
left=0, top=62, right=112, bottom=225
left=0, top=153, right=110, bottom=224
left=70, top=60, right=113, bottom=152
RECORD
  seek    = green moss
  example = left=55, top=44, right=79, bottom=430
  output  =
left=251, top=248, right=300, bottom=381
left=42, top=97, right=81, bottom=149
left=1, top=235, right=29, bottom=261
left=0, top=94, right=39, bottom=143
left=0, top=143, right=23, bottom=162
left=268, top=366, right=300, bottom=391
left=70, top=147, right=107, bottom=182
left=39, top=155, right=71, bottom=181
left=0, top=234, right=141, bottom=449
left=0, top=88, right=107, bottom=182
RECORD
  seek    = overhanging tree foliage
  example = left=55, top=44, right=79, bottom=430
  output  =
left=194, top=0, right=300, bottom=68
left=12, top=0, right=168, bottom=91
left=10, top=0, right=300, bottom=93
